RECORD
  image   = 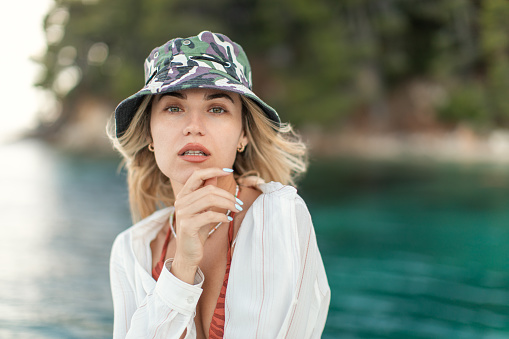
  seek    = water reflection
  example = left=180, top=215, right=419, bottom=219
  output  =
left=0, top=141, right=59, bottom=334
left=0, top=140, right=130, bottom=338
left=1, top=140, right=509, bottom=338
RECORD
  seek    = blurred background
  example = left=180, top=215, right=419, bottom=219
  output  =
left=1, top=0, right=509, bottom=338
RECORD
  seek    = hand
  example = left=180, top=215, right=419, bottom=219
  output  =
left=171, top=168, right=240, bottom=283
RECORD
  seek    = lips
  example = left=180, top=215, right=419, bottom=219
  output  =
left=178, top=143, right=211, bottom=156
left=178, top=143, right=211, bottom=163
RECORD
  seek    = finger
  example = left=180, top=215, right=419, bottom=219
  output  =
left=175, top=184, right=238, bottom=209
left=189, top=211, right=234, bottom=231
left=177, top=193, right=242, bottom=218
left=177, top=210, right=233, bottom=238
left=181, top=184, right=238, bottom=205
left=178, top=168, right=233, bottom=198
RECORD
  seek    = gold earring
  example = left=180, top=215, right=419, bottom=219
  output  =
left=148, top=143, right=155, bottom=152
left=237, top=143, right=245, bottom=152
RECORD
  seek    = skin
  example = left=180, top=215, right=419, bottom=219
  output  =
left=149, top=88, right=261, bottom=338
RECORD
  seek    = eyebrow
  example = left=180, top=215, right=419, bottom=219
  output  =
left=158, top=92, right=185, bottom=100
left=205, top=92, right=235, bottom=104
left=157, top=91, right=235, bottom=104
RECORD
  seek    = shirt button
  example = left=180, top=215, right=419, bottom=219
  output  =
left=186, top=296, right=194, bottom=304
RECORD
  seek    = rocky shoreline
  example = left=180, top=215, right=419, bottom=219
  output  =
left=304, top=126, right=509, bottom=164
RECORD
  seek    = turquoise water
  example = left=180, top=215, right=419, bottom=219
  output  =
left=1, top=140, right=508, bottom=338
left=301, top=159, right=509, bottom=338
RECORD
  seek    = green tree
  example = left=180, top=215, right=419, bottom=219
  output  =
left=33, top=0, right=509, bottom=138
left=481, top=0, right=509, bottom=124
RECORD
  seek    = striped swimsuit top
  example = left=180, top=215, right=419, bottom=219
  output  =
left=152, top=213, right=235, bottom=338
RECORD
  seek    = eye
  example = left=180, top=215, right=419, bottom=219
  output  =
left=165, top=106, right=182, bottom=113
left=209, top=107, right=226, bottom=114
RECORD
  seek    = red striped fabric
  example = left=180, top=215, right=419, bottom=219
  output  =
left=209, top=213, right=235, bottom=338
left=152, top=223, right=172, bottom=281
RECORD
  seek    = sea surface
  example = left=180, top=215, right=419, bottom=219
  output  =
left=1, top=140, right=508, bottom=338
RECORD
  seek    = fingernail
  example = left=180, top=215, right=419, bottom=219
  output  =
left=222, top=168, right=233, bottom=172
left=235, top=204, right=243, bottom=211
left=227, top=216, right=233, bottom=221
left=236, top=197, right=244, bottom=205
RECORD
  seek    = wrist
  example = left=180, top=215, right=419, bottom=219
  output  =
left=170, top=257, right=199, bottom=285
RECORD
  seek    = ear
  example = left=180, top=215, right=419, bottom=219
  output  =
left=238, top=130, right=248, bottom=149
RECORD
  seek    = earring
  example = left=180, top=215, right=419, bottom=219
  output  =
left=237, top=143, right=245, bottom=152
left=148, top=143, right=155, bottom=152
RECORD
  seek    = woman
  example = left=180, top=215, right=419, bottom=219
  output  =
left=108, top=31, right=330, bottom=338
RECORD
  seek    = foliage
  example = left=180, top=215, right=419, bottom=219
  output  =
left=34, top=0, right=509, bottom=133
left=436, top=83, right=488, bottom=125
left=481, top=0, right=509, bottom=124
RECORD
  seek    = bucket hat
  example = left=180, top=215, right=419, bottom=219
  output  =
left=114, top=31, right=280, bottom=137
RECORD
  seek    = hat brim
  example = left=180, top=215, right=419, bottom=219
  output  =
left=115, top=66, right=280, bottom=138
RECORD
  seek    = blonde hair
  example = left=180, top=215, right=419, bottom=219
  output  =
left=107, top=94, right=308, bottom=222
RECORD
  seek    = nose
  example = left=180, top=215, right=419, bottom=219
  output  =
left=182, top=111, right=205, bottom=136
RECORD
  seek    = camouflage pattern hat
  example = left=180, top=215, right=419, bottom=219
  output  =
left=115, top=31, right=280, bottom=137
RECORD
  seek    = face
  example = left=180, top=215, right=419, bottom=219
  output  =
left=149, top=88, right=247, bottom=188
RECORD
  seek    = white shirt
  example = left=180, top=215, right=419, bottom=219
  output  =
left=110, top=182, right=331, bottom=338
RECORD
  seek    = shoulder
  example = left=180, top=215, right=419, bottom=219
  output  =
left=232, top=181, right=316, bottom=268
left=111, top=207, right=173, bottom=259
left=237, top=178, right=304, bottom=213
left=257, top=181, right=297, bottom=198
left=249, top=181, right=300, bottom=208
left=254, top=181, right=309, bottom=213
left=243, top=181, right=312, bottom=232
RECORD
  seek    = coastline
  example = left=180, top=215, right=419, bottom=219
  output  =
left=7, top=105, right=509, bottom=165
left=304, top=126, right=509, bottom=165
